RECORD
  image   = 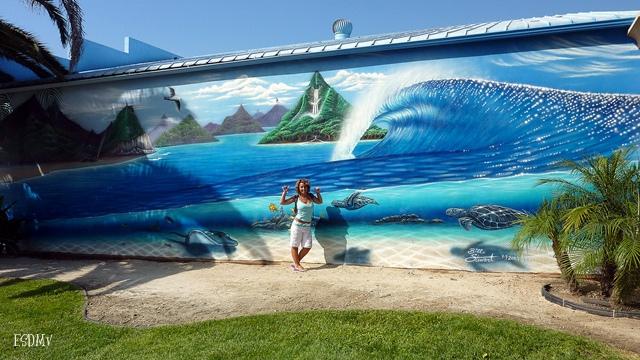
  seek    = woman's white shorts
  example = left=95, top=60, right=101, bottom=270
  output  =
left=290, top=222, right=312, bottom=248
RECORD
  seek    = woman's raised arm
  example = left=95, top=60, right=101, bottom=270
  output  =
left=313, top=187, right=323, bottom=204
left=280, top=185, right=297, bottom=205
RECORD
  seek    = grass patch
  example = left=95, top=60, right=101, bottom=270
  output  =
left=0, top=277, right=635, bottom=359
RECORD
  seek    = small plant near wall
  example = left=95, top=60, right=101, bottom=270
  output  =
left=514, top=148, right=640, bottom=306
left=513, top=198, right=578, bottom=292
left=0, top=196, right=24, bottom=256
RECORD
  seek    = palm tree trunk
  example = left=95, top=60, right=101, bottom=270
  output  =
left=551, top=239, right=578, bottom=292
left=600, top=260, right=616, bottom=297
left=602, top=233, right=622, bottom=298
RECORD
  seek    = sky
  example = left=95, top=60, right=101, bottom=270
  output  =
left=4, top=0, right=640, bottom=127
left=3, top=0, right=639, bottom=58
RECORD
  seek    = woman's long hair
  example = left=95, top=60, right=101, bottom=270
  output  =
left=295, top=178, right=315, bottom=200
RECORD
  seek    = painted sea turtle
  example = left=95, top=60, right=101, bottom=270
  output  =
left=331, top=191, right=378, bottom=210
left=445, top=205, right=525, bottom=231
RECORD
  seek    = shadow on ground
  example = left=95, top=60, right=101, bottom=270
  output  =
left=0, top=257, right=213, bottom=296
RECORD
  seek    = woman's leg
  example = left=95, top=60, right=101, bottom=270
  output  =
left=296, top=226, right=312, bottom=269
left=290, top=223, right=302, bottom=268
left=298, top=247, right=311, bottom=261
left=291, top=247, right=301, bottom=267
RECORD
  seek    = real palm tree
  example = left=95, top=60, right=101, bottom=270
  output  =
left=0, top=0, right=83, bottom=81
left=513, top=198, right=578, bottom=291
left=610, top=199, right=640, bottom=302
left=540, top=148, right=640, bottom=304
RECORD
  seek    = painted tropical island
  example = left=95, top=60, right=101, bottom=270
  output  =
left=259, top=71, right=386, bottom=144
left=154, top=114, right=218, bottom=147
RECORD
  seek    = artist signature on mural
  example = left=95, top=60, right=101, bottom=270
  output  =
left=464, top=248, right=520, bottom=263
left=465, top=248, right=494, bottom=263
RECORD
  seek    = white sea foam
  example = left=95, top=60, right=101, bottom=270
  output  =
left=331, top=64, right=481, bottom=161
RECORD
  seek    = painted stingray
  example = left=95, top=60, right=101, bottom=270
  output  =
left=168, top=229, right=239, bottom=247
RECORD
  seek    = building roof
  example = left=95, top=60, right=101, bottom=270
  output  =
left=1, top=10, right=638, bottom=92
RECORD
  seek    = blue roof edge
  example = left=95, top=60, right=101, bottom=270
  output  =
left=0, top=15, right=636, bottom=93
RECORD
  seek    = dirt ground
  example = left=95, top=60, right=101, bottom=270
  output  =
left=1, top=257, right=638, bottom=354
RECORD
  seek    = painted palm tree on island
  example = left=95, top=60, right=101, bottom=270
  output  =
left=0, top=0, right=84, bottom=82
left=515, top=148, right=640, bottom=305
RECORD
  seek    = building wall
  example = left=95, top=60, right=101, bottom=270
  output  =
left=1, top=28, right=639, bottom=271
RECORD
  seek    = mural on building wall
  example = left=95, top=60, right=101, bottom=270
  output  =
left=1, top=35, right=639, bottom=271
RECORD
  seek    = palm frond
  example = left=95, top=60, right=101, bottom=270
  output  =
left=23, top=0, right=69, bottom=46
left=563, top=204, right=599, bottom=232
left=7, top=2, right=84, bottom=74
left=0, top=43, right=53, bottom=78
left=512, top=198, right=579, bottom=286
left=537, top=178, right=599, bottom=205
left=612, top=233, right=640, bottom=303
left=572, top=247, right=604, bottom=275
left=513, top=200, right=557, bottom=250
left=60, top=0, right=83, bottom=71
left=0, top=18, right=67, bottom=77
left=615, top=234, right=640, bottom=270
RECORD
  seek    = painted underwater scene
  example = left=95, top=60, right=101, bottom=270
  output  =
left=2, top=38, right=640, bottom=271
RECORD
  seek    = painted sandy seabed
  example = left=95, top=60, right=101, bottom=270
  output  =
left=24, top=174, right=562, bottom=272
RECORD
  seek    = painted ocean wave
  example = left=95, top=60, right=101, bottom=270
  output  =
left=361, top=79, right=640, bottom=163
left=5, top=80, right=640, bottom=221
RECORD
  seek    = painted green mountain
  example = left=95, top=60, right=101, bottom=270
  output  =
left=100, top=105, right=154, bottom=156
left=155, top=114, right=217, bottom=147
left=259, top=71, right=385, bottom=144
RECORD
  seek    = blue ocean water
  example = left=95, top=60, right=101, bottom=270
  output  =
left=24, top=173, right=558, bottom=270
left=31, top=172, right=557, bottom=232
left=4, top=79, right=637, bottom=224
left=3, top=133, right=380, bottom=220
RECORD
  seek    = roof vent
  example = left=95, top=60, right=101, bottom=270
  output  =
left=332, top=18, right=353, bottom=40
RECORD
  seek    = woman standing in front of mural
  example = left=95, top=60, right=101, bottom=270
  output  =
left=281, top=179, right=322, bottom=271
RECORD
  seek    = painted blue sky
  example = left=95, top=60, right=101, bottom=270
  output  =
left=176, top=69, right=389, bottom=123
left=56, top=33, right=640, bottom=131
left=175, top=38, right=640, bottom=125
left=55, top=35, right=640, bottom=131
left=3, top=0, right=638, bottom=58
